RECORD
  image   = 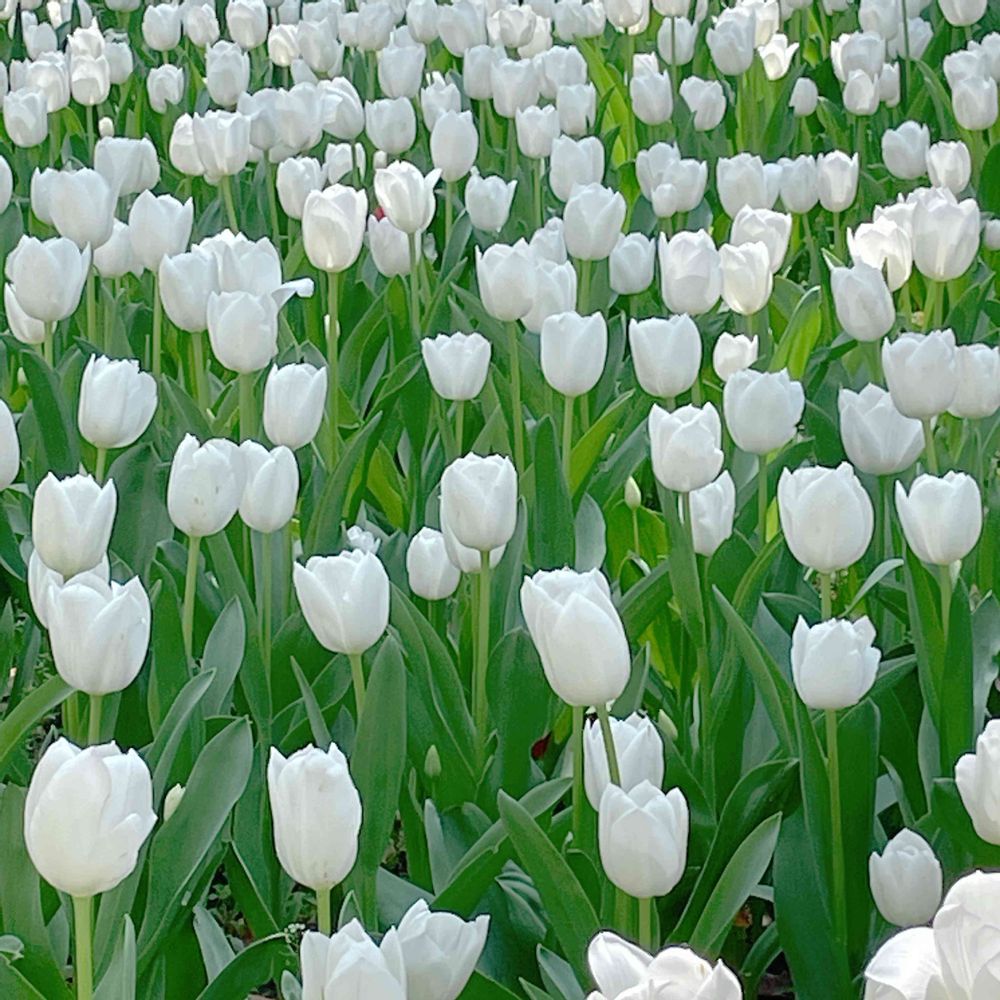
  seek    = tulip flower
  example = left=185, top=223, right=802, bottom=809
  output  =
left=838, top=385, right=924, bottom=476
left=911, top=190, right=979, bottom=284
left=300, top=921, right=407, bottom=999
left=817, top=151, right=859, bottom=213
left=6, top=236, right=91, bottom=329
left=523, top=258, right=577, bottom=333
left=949, top=345, right=1000, bottom=420
left=563, top=183, right=627, bottom=263
left=869, top=830, right=942, bottom=927
left=609, top=233, right=655, bottom=296
left=583, top=713, right=664, bottom=810
left=238, top=442, right=298, bottom=535
left=720, top=241, right=773, bottom=316
left=465, top=172, right=517, bottom=233
left=207, top=290, right=279, bottom=378
left=430, top=110, right=478, bottom=183
left=724, top=368, right=804, bottom=455
left=629, top=315, right=702, bottom=402
left=717, top=154, right=780, bottom=217
left=687, top=471, right=736, bottom=557
left=791, top=615, right=881, bottom=710
left=830, top=262, right=895, bottom=343
left=956, top=722, right=1000, bottom=845
left=0, top=401, right=18, bottom=492
left=396, top=901, right=490, bottom=1000
left=881, top=121, right=930, bottom=180
left=550, top=137, right=605, bottom=207
left=32, top=473, right=116, bottom=580
left=421, top=332, right=491, bottom=403
left=895, top=472, right=982, bottom=568
left=712, top=332, right=758, bottom=381
left=658, top=230, right=722, bottom=315
left=407, top=528, right=462, bottom=601
left=263, top=363, right=327, bottom=450
left=648, top=402, right=724, bottom=494
left=847, top=216, right=913, bottom=292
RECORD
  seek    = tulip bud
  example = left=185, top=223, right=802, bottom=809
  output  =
left=882, top=329, right=958, bottom=420
left=881, top=121, right=930, bottom=180
left=730, top=206, right=791, bottom=273
left=563, top=183, right=626, bottom=261
left=817, top=151, right=859, bottom=212
left=294, top=550, right=389, bottom=654
left=163, top=783, right=185, bottom=822
left=952, top=75, right=998, bottom=131
left=146, top=64, right=185, bottom=114
left=688, top=471, right=736, bottom=557
left=724, top=368, right=804, bottom=454
left=6, top=236, right=90, bottom=323
left=521, top=567, right=631, bottom=706
left=475, top=241, right=535, bottom=322
left=238, top=442, right=298, bottom=534
left=791, top=614, right=881, bottom=709
left=625, top=476, right=642, bottom=511
left=540, top=311, right=608, bottom=398
left=32, top=473, right=116, bottom=579
left=406, top=527, right=461, bottom=600
left=167, top=435, right=245, bottom=537
left=430, top=110, right=478, bottom=182
left=24, top=739, right=156, bottom=897
left=158, top=249, right=219, bottom=333
left=77, top=356, right=157, bottom=451
left=421, top=332, right=491, bottom=401
left=523, top=258, right=576, bottom=333
left=659, top=18, right=698, bottom=66
left=396, top=901, right=490, bottom=1000
left=926, top=140, right=971, bottom=194
left=911, top=189, right=979, bottom=282
left=276, top=157, right=324, bottom=221
left=779, top=154, right=819, bottom=213
left=778, top=463, right=874, bottom=573
left=609, top=233, right=655, bottom=295
left=895, top=472, right=982, bottom=566
left=869, top=830, right=942, bottom=927
left=4, top=88, right=49, bottom=148
left=549, top=135, right=604, bottom=202
left=440, top=454, right=517, bottom=553
left=465, top=172, right=517, bottom=233
left=599, top=782, right=688, bottom=898
left=707, top=8, right=755, bottom=76
left=630, top=69, right=674, bottom=125
left=830, top=262, right=895, bottom=342
left=374, top=161, right=440, bottom=235
left=300, top=922, right=406, bottom=1000
left=658, top=230, right=722, bottom=315
left=628, top=315, right=702, bottom=400
left=838, top=385, right=924, bottom=476
left=128, top=191, right=193, bottom=272
left=0, top=401, right=18, bottom=491
left=47, top=168, right=116, bottom=251
left=515, top=104, right=560, bottom=159
left=956, top=721, right=1000, bottom=844
left=760, top=33, right=798, bottom=79
left=712, top=332, right=758, bottom=382
left=717, top=153, right=781, bottom=217
left=847, top=217, right=912, bottom=292
left=368, top=215, right=412, bottom=278
left=48, top=575, right=150, bottom=695
left=720, top=241, right=773, bottom=315
left=648, top=402, right=723, bottom=493
left=583, top=713, right=664, bottom=809
left=949, top=344, right=1000, bottom=420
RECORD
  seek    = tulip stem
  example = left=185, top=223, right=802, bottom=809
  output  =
left=327, top=270, right=341, bottom=467
left=938, top=565, right=952, bottom=639
left=444, top=182, right=454, bottom=248
left=260, top=532, right=272, bottom=678
left=191, top=331, right=209, bottom=414
left=349, top=652, right=366, bottom=718
left=757, top=453, right=768, bottom=545
left=42, top=324, right=54, bottom=367
left=571, top=704, right=584, bottom=844
left=220, top=174, right=239, bottom=233
left=922, top=280, right=940, bottom=332
left=820, top=571, right=833, bottom=620
left=87, top=695, right=103, bottom=745
left=86, top=266, right=96, bottom=350
left=182, top=534, right=201, bottom=663
left=94, top=447, right=107, bottom=485
left=922, top=418, right=938, bottom=475
left=825, top=709, right=847, bottom=954
left=455, top=399, right=465, bottom=457
left=533, top=158, right=543, bottom=231
left=316, top=887, right=332, bottom=936
left=638, top=896, right=653, bottom=951
left=561, top=394, right=573, bottom=488
left=474, top=549, right=493, bottom=762
left=63, top=692, right=81, bottom=743
left=408, top=233, right=421, bottom=341
left=72, top=894, right=93, bottom=1000
left=507, top=322, right=524, bottom=473
left=595, top=703, right=621, bottom=785
left=151, top=278, right=162, bottom=379
left=239, top=372, right=254, bottom=443
left=577, top=258, right=592, bottom=313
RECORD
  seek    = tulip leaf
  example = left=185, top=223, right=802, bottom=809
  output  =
left=981, top=142, right=1000, bottom=215
left=200, top=598, right=246, bottom=718
left=498, top=791, right=599, bottom=981
left=193, top=933, right=294, bottom=1000
left=769, top=285, right=821, bottom=380
left=19, top=349, right=81, bottom=479
left=192, top=906, right=234, bottom=983
left=94, top=917, right=136, bottom=1000
left=0, top=674, right=72, bottom=781
left=289, top=656, right=332, bottom=748
left=532, top=415, right=574, bottom=569
left=569, top=391, right=634, bottom=497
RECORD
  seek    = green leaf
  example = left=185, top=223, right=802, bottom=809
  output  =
left=0, top=675, right=72, bottom=780
left=532, top=415, right=574, bottom=569
left=94, top=917, right=136, bottom=1000
left=193, top=935, right=293, bottom=1000
left=193, top=906, right=234, bottom=983
left=570, top=391, right=633, bottom=496
left=200, top=599, right=246, bottom=717
left=290, top=656, right=332, bottom=747
left=20, top=349, right=80, bottom=477
left=498, top=791, right=599, bottom=980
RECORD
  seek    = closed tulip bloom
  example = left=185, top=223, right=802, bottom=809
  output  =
left=4, top=88, right=48, bottom=147
left=895, top=472, right=982, bottom=566
left=609, top=233, right=655, bottom=295
left=128, top=192, right=193, bottom=272
left=563, top=184, right=626, bottom=261
left=882, top=329, right=958, bottom=420
left=540, top=311, right=608, bottom=398
left=191, top=111, right=251, bottom=181
left=465, top=172, right=517, bottom=233
left=712, top=332, right=758, bottom=381
left=520, top=567, right=631, bottom=706
left=293, top=550, right=390, bottom=654
left=848, top=217, right=913, bottom=291
left=630, top=68, right=674, bottom=125
left=24, top=739, right=156, bottom=897
left=184, top=3, right=220, bottom=46
left=658, top=230, right=722, bottom=315
left=48, top=168, right=115, bottom=250
left=956, top=722, right=1000, bottom=844
left=688, top=471, right=736, bottom=556
left=881, top=121, right=930, bottom=180
left=952, top=75, right=998, bottom=131
left=557, top=82, right=597, bottom=135
left=268, top=742, right=360, bottom=892
left=367, top=215, right=411, bottom=278
left=302, top=185, right=367, bottom=273
left=6, top=236, right=90, bottom=323
left=47, top=575, right=150, bottom=695
left=207, top=291, right=278, bottom=374
left=143, top=2, right=182, bottom=50
left=629, top=315, right=702, bottom=399
left=490, top=57, right=540, bottom=118
left=679, top=76, right=727, bottom=130
left=911, top=190, right=979, bottom=281
left=720, top=242, right=773, bottom=315
left=300, top=922, right=406, bottom=1000
left=374, top=162, right=440, bottom=235
left=396, top=901, right=490, bottom=1000
left=515, top=105, right=559, bottom=159
left=167, top=435, right=245, bottom=537
left=263, top=363, right=327, bottom=450
left=94, top=136, right=159, bottom=197
left=78, top=356, right=157, bottom=451
left=205, top=42, right=251, bottom=107
left=407, top=527, right=461, bottom=600
left=227, top=0, right=268, bottom=48
left=779, top=154, right=819, bottom=213
left=421, top=332, right=491, bottom=401
left=707, top=8, right=755, bottom=75
left=760, top=33, right=799, bottom=79
left=724, top=368, right=804, bottom=454
left=440, top=454, right=517, bottom=553
left=791, top=614, right=880, bottom=709
left=939, top=0, right=987, bottom=27
left=158, top=250, right=219, bottom=333
left=838, top=385, right=924, bottom=476
left=869, top=830, right=942, bottom=927
left=32, top=473, right=116, bottom=578
left=730, top=206, right=791, bottom=272
left=830, top=262, right=895, bottom=342
left=550, top=135, right=604, bottom=202
left=778, top=463, right=874, bottom=573
left=523, top=258, right=577, bottom=333
left=658, top=16, right=698, bottom=65
left=239, top=442, right=298, bottom=534
left=648, top=402, right=723, bottom=493
left=146, top=64, right=185, bottom=114
left=843, top=69, right=880, bottom=115
left=365, top=97, right=416, bottom=155
left=949, top=344, right=1000, bottom=419
left=817, top=151, right=859, bottom=212
left=599, top=782, right=687, bottom=898
left=926, top=141, right=971, bottom=194
left=583, top=713, right=664, bottom=810
left=475, top=241, right=535, bottom=322
left=28, top=550, right=109, bottom=631
left=0, top=401, right=18, bottom=491
left=430, top=110, right=478, bottom=182
left=717, top=153, right=780, bottom=217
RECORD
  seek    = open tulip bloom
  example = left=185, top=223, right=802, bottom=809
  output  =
left=3, top=0, right=1000, bottom=997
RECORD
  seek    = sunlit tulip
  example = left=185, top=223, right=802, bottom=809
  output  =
left=956, top=723, right=1000, bottom=844
left=563, top=183, right=626, bottom=261
left=952, top=75, right=998, bottom=130
left=830, top=262, right=895, bottom=342
left=78, top=356, right=157, bottom=451
left=146, top=64, right=185, bottom=114
left=3, top=284, right=46, bottom=345
left=895, top=472, right=982, bottom=566
left=475, top=241, right=535, bottom=322
left=791, top=614, right=881, bottom=709
left=838, top=385, right=923, bottom=476
left=421, top=332, right=491, bottom=401
left=847, top=216, right=913, bottom=291
left=717, top=153, right=780, bottom=217
left=724, top=368, right=804, bottom=454
left=430, top=110, right=478, bottom=182
left=300, top=922, right=406, bottom=1000
left=375, top=161, right=440, bottom=235
left=817, top=151, right=859, bottom=212
left=167, top=435, right=245, bottom=538
left=881, top=121, right=929, bottom=180
left=926, top=141, right=971, bottom=194
left=158, top=250, right=219, bottom=333
left=440, top=454, right=517, bottom=553
left=365, top=96, right=417, bottom=154
left=205, top=41, right=251, bottom=107
left=882, top=329, right=958, bottom=420
left=48, top=169, right=115, bottom=250
left=720, top=241, right=773, bottom=315
left=94, top=136, right=159, bottom=197
left=3, top=87, right=48, bottom=147
left=949, top=344, right=1000, bottom=420
left=128, top=192, right=193, bottom=272
left=630, top=68, right=674, bottom=124
left=658, top=230, right=722, bottom=315
left=515, top=104, right=560, bottom=159
left=778, top=463, right=874, bottom=573
left=407, top=528, right=462, bottom=600
left=549, top=135, right=604, bottom=202
left=5, top=236, right=90, bottom=323
left=32, top=473, right=116, bottom=579
left=540, top=311, right=607, bottom=398
left=628, top=315, right=702, bottom=400
left=207, top=291, right=279, bottom=374
left=583, top=713, right=664, bottom=809
left=869, top=830, right=942, bottom=928
left=465, top=172, right=517, bottom=233
left=688, top=471, right=736, bottom=557
left=910, top=190, right=979, bottom=281
left=712, top=332, right=758, bottom=382
left=609, top=233, right=655, bottom=295
left=707, top=8, right=755, bottom=75
left=648, top=402, right=724, bottom=493
left=302, top=185, right=367, bottom=272
left=239, top=442, right=298, bottom=534
left=779, top=154, right=819, bottom=213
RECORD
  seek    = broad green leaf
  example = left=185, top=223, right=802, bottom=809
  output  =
left=0, top=675, right=71, bottom=780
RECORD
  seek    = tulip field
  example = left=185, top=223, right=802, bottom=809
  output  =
left=1, top=0, right=1000, bottom=995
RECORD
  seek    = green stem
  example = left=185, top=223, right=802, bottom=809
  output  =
left=316, top=887, right=331, bottom=935
left=86, top=266, right=96, bottom=349
left=825, top=709, right=847, bottom=952
left=938, top=565, right=952, bottom=638
left=455, top=399, right=465, bottom=457
left=260, top=531, right=272, bottom=678
left=444, top=181, right=454, bottom=248
left=408, top=232, right=421, bottom=340
left=72, top=895, right=93, bottom=1000
left=151, top=277, right=162, bottom=379
left=87, top=694, right=103, bottom=745
left=507, top=321, right=524, bottom=473
left=577, top=258, right=592, bottom=313
left=561, top=393, right=573, bottom=487
left=63, top=692, right=80, bottom=743
left=757, top=453, right=768, bottom=545
left=239, top=371, right=254, bottom=442
left=922, top=280, right=938, bottom=332
left=638, top=895, right=653, bottom=951
left=349, top=652, right=366, bottom=718
left=820, top=571, right=833, bottom=619
left=94, top=447, right=107, bottom=485
left=475, top=549, right=492, bottom=759
left=182, top=534, right=201, bottom=663
left=327, top=269, right=341, bottom=467
left=596, top=703, right=621, bottom=785
left=42, top=323, right=54, bottom=367
left=220, top=173, right=239, bottom=232
left=922, top=418, right=938, bottom=474
left=571, top=704, right=584, bottom=843
left=191, top=331, right=209, bottom=413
